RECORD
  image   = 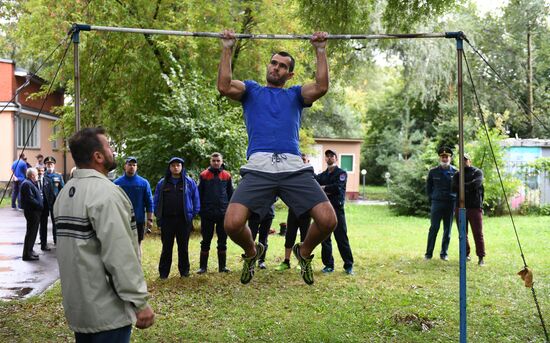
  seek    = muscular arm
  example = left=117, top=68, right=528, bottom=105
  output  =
left=302, top=31, right=329, bottom=105
left=217, top=29, right=246, bottom=101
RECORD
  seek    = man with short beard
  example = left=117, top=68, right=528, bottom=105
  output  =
left=425, top=146, right=457, bottom=261
left=217, top=29, right=336, bottom=285
left=54, top=127, right=154, bottom=342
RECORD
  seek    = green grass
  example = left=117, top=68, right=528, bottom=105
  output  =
left=360, top=185, right=389, bottom=201
left=0, top=205, right=548, bottom=342
left=0, top=197, right=12, bottom=209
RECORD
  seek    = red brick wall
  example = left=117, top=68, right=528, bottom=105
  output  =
left=0, top=62, right=16, bottom=101
left=16, top=77, right=63, bottom=112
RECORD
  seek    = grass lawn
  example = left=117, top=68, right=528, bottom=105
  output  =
left=0, top=196, right=12, bottom=209
left=0, top=205, right=548, bottom=342
left=360, top=185, right=389, bottom=201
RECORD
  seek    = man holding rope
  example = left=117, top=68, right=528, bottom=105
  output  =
left=217, top=29, right=336, bottom=285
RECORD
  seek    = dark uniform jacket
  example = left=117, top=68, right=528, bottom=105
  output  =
left=45, top=171, right=64, bottom=196
left=427, top=165, right=457, bottom=202
left=198, top=167, right=233, bottom=218
left=38, top=176, right=56, bottom=209
left=316, top=166, right=347, bottom=209
left=20, top=179, right=43, bottom=211
left=451, top=166, right=484, bottom=208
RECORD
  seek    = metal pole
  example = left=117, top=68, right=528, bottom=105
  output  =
left=362, top=173, right=366, bottom=199
left=456, top=34, right=467, bottom=343
left=73, top=23, right=449, bottom=40
left=73, top=29, right=81, bottom=132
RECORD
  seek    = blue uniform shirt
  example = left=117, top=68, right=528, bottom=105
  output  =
left=240, top=80, right=311, bottom=158
left=114, top=174, right=154, bottom=224
left=11, top=159, right=27, bottom=180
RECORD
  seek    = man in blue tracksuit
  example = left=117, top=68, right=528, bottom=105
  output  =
left=154, top=157, right=200, bottom=278
left=425, top=146, right=457, bottom=261
left=114, top=157, right=154, bottom=246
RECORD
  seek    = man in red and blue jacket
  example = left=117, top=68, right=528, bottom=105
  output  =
left=154, top=157, right=200, bottom=278
left=196, top=152, right=234, bottom=274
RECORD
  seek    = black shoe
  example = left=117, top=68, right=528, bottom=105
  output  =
left=219, top=267, right=231, bottom=273
left=258, top=261, right=267, bottom=269
left=22, top=255, right=39, bottom=261
left=41, top=245, right=51, bottom=251
left=440, top=255, right=449, bottom=261
left=196, top=268, right=207, bottom=274
left=181, top=272, right=190, bottom=278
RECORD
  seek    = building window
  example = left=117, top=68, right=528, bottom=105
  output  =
left=17, top=116, right=40, bottom=148
left=341, top=154, right=354, bottom=173
left=51, top=125, right=59, bottom=150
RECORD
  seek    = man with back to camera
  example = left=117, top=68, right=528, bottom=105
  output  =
left=316, top=149, right=354, bottom=275
left=425, top=146, right=457, bottom=261
left=11, top=153, right=28, bottom=210
left=197, top=152, right=233, bottom=274
left=114, top=157, right=154, bottom=248
left=54, top=127, right=154, bottom=342
left=217, top=29, right=337, bottom=285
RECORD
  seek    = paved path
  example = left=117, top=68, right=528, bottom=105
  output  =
left=0, top=207, right=59, bottom=301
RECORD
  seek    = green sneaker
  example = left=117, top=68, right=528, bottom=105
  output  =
left=292, top=243, right=314, bottom=285
left=240, top=243, right=265, bottom=284
left=275, top=261, right=290, bottom=271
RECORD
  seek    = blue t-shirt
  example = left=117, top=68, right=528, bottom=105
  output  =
left=11, top=159, right=27, bottom=180
left=114, top=174, right=153, bottom=224
left=241, top=80, right=310, bottom=158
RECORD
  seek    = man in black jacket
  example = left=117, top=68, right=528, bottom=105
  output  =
left=452, top=153, right=486, bottom=266
left=316, top=149, right=354, bottom=275
left=20, top=168, right=43, bottom=261
left=36, top=165, right=56, bottom=251
left=197, top=153, right=234, bottom=274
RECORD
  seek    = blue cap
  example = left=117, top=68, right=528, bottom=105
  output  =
left=168, top=157, right=185, bottom=165
left=125, top=156, right=138, bottom=163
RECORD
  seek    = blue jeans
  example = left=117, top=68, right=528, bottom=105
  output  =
left=425, top=200, right=455, bottom=258
left=75, top=325, right=131, bottom=343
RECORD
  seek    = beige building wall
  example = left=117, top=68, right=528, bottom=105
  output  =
left=0, top=111, right=15, bottom=181
left=313, top=138, right=363, bottom=200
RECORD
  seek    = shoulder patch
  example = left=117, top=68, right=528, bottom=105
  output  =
left=69, top=187, right=76, bottom=197
left=339, top=173, right=347, bottom=182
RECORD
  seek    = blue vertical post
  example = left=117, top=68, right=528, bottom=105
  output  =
left=456, top=34, right=467, bottom=343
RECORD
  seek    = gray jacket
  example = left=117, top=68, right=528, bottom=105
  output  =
left=53, top=169, right=149, bottom=333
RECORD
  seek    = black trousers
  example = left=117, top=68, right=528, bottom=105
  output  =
left=285, top=209, right=311, bottom=249
left=200, top=215, right=227, bottom=252
left=321, top=207, right=354, bottom=269
left=49, top=206, right=57, bottom=244
left=158, top=216, right=191, bottom=277
left=249, top=215, right=273, bottom=262
left=23, top=209, right=41, bottom=258
left=39, top=204, right=50, bottom=246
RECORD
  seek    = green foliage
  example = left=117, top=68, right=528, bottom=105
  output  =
left=121, top=58, right=247, bottom=182
left=386, top=139, right=436, bottom=216
left=465, top=125, right=522, bottom=215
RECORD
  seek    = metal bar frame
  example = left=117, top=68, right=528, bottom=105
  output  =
left=70, top=23, right=467, bottom=341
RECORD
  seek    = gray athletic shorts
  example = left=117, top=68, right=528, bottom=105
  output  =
left=230, top=153, right=328, bottom=219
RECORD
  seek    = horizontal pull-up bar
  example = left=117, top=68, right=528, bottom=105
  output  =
left=72, top=24, right=461, bottom=40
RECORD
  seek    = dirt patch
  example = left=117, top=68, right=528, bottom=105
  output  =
left=394, top=313, right=436, bottom=332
